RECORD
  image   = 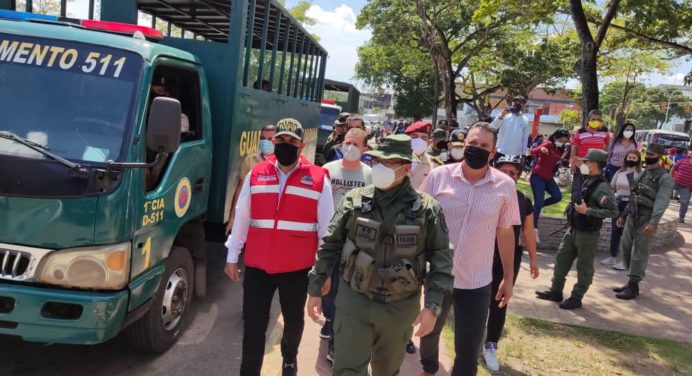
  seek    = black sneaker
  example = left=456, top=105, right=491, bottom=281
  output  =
left=282, top=359, right=297, bottom=376
left=535, top=289, right=563, bottom=302
left=679, top=218, right=685, bottom=224
left=559, top=297, right=582, bottom=310
left=406, top=339, right=416, bottom=354
left=326, top=344, right=334, bottom=364
left=319, top=319, right=332, bottom=340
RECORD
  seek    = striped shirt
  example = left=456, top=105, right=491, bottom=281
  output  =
left=607, top=140, right=637, bottom=167
left=672, top=160, right=692, bottom=188
left=421, top=164, right=521, bottom=289
left=572, top=126, right=610, bottom=158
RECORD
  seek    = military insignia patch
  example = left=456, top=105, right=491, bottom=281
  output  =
left=599, top=195, right=609, bottom=206
left=356, top=224, right=377, bottom=240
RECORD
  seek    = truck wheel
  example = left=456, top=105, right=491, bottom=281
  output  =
left=126, top=246, right=194, bottom=353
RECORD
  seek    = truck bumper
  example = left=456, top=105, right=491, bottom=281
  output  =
left=0, top=283, right=129, bottom=345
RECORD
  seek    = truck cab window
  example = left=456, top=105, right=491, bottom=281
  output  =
left=145, top=65, right=202, bottom=191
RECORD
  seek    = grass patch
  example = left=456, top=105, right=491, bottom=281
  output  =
left=442, top=315, right=692, bottom=376
left=516, top=179, right=571, bottom=217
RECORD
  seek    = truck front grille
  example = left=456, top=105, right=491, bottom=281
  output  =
left=0, top=250, right=31, bottom=278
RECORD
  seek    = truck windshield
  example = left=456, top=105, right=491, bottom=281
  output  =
left=0, top=32, right=142, bottom=163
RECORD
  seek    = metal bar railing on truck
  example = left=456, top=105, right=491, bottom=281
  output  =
left=278, top=22, right=290, bottom=95
left=256, top=0, right=270, bottom=89
left=242, top=0, right=257, bottom=87
left=268, top=8, right=281, bottom=92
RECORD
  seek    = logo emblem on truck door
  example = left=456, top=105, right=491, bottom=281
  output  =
left=175, top=177, right=192, bottom=217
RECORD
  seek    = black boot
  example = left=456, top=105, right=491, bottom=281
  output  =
left=282, top=359, right=297, bottom=376
left=559, top=297, right=582, bottom=310
left=612, top=281, right=631, bottom=293
left=535, top=289, right=563, bottom=302
left=615, top=281, right=639, bottom=300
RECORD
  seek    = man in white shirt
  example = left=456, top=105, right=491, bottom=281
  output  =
left=224, top=119, right=334, bottom=376
left=491, top=96, right=529, bottom=163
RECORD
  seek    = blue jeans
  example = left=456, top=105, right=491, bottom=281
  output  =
left=677, top=184, right=691, bottom=220
left=605, top=164, right=620, bottom=183
left=610, top=198, right=629, bottom=257
left=530, top=173, right=563, bottom=227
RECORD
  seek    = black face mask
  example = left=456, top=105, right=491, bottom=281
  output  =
left=436, top=141, right=447, bottom=150
left=274, top=143, right=299, bottom=166
left=625, top=160, right=639, bottom=167
left=463, top=145, right=491, bottom=169
left=645, top=156, right=660, bottom=166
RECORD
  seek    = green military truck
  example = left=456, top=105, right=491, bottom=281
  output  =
left=0, top=0, right=326, bottom=353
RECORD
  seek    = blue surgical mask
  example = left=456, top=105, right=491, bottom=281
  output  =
left=259, top=139, right=274, bottom=155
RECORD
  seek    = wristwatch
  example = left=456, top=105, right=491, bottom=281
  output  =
left=424, top=302, right=442, bottom=317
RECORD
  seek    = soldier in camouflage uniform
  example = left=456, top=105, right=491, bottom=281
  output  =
left=613, top=143, right=674, bottom=300
left=536, top=149, right=619, bottom=309
left=307, top=134, right=453, bottom=376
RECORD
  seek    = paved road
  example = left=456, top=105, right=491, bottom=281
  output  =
left=0, top=243, right=256, bottom=376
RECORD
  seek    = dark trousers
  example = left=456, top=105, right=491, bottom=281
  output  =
left=486, top=254, right=522, bottom=344
left=451, top=284, right=492, bottom=376
left=610, top=198, right=629, bottom=257
left=419, top=292, right=455, bottom=373
left=321, top=264, right=340, bottom=345
left=240, top=266, right=309, bottom=376
left=530, top=173, right=563, bottom=227
left=571, top=170, right=583, bottom=202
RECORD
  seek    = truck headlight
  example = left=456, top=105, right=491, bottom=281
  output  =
left=37, top=243, right=131, bottom=290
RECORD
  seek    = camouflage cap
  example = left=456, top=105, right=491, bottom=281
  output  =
left=366, top=134, right=419, bottom=163
left=275, top=118, right=304, bottom=140
left=432, top=128, right=448, bottom=140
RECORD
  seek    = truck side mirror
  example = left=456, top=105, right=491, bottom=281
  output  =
left=147, top=97, right=181, bottom=154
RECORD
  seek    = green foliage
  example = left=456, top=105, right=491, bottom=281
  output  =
left=559, top=109, right=581, bottom=130
left=628, top=87, right=692, bottom=129
left=16, top=0, right=73, bottom=16
left=289, top=0, right=316, bottom=26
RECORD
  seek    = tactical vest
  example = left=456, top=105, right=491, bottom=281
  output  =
left=634, top=168, right=666, bottom=211
left=567, top=176, right=607, bottom=232
left=339, top=187, right=429, bottom=303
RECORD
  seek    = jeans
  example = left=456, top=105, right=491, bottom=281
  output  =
left=240, top=267, right=309, bottom=376
left=321, top=264, right=340, bottom=344
left=530, top=173, right=563, bottom=227
left=610, top=198, right=629, bottom=257
left=451, top=284, right=492, bottom=376
left=677, top=184, right=691, bottom=220
left=604, top=164, right=620, bottom=183
left=486, top=254, right=522, bottom=344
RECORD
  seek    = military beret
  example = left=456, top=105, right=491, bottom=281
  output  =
left=405, top=120, right=432, bottom=135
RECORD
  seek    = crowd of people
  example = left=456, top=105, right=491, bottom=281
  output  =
left=223, top=102, right=683, bottom=375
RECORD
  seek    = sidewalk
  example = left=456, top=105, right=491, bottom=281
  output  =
left=262, top=206, right=691, bottom=375
left=512, top=203, right=692, bottom=343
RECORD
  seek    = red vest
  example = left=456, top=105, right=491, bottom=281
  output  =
left=245, top=160, right=326, bottom=274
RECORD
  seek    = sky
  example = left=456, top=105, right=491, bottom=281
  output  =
left=67, top=0, right=691, bottom=90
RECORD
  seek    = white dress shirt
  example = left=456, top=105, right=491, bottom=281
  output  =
left=225, top=161, right=334, bottom=263
left=491, top=113, right=530, bottom=156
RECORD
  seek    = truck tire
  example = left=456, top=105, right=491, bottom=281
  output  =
left=126, top=246, right=194, bottom=353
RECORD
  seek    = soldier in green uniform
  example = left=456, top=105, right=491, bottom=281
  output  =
left=613, top=143, right=673, bottom=300
left=428, top=128, right=449, bottom=162
left=536, top=149, right=619, bottom=309
left=306, top=134, right=454, bottom=376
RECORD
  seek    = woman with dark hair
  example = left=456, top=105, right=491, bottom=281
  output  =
left=530, top=129, right=570, bottom=234
left=605, top=122, right=638, bottom=182
left=601, top=149, right=642, bottom=268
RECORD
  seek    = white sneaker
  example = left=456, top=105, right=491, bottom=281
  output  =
left=535, top=228, right=540, bottom=244
left=600, top=257, right=617, bottom=266
left=613, top=261, right=626, bottom=271
left=483, top=343, right=500, bottom=372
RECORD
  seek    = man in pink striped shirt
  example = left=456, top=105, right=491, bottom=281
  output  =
left=420, top=122, right=521, bottom=376
left=672, top=150, right=692, bottom=223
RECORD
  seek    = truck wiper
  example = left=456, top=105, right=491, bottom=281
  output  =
left=0, top=131, right=87, bottom=175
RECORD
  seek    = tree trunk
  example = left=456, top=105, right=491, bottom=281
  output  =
left=580, top=43, right=599, bottom=120
left=432, top=60, right=440, bottom=126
